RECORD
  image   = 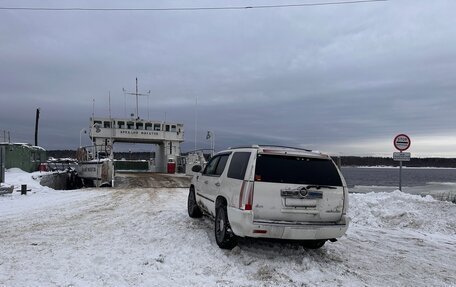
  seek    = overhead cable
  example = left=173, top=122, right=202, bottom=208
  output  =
left=0, top=0, right=389, bottom=12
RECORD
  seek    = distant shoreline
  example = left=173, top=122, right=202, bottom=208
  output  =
left=343, top=166, right=456, bottom=170
left=336, top=156, right=456, bottom=168
left=47, top=150, right=456, bottom=168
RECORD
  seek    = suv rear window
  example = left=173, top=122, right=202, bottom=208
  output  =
left=255, top=154, right=342, bottom=186
left=227, top=152, right=251, bottom=180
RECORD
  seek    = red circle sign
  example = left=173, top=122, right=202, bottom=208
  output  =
left=394, top=134, right=411, bottom=151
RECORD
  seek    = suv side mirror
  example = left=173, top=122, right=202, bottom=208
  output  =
left=192, top=165, right=202, bottom=173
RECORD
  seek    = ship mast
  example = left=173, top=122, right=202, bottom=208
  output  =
left=123, top=78, right=150, bottom=119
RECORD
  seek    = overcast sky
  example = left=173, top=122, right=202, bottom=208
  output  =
left=1, top=0, right=455, bottom=157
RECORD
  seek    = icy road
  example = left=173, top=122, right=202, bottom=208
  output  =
left=1, top=186, right=456, bottom=286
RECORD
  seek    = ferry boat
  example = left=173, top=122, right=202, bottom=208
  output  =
left=77, top=117, right=185, bottom=187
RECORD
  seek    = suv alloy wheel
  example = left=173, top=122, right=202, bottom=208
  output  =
left=215, top=202, right=238, bottom=249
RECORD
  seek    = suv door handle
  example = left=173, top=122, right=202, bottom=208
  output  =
left=215, top=182, right=220, bottom=187
left=204, top=180, right=208, bottom=184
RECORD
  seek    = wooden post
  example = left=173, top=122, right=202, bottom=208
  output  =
left=34, top=108, right=40, bottom=146
left=21, top=184, right=27, bottom=195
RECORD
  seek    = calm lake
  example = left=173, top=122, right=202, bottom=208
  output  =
left=341, top=167, right=456, bottom=203
left=341, top=167, right=456, bottom=187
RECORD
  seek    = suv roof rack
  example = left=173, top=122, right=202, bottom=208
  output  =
left=228, top=144, right=313, bottom=153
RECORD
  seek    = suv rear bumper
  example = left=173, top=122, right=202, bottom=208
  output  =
left=227, top=207, right=349, bottom=240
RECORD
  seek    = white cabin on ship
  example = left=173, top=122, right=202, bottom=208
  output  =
left=89, top=117, right=184, bottom=173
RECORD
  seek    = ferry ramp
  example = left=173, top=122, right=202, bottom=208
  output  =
left=114, top=172, right=191, bottom=188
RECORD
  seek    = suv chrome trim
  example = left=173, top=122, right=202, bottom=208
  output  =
left=281, top=187, right=323, bottom=199
left=252, top=219, right=345, bottom=226
left=228, top=145, right=313, bottom=152
left=196, top=192, right=215, bottom=203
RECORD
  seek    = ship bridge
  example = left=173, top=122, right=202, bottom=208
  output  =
left=89, top=117, right=184, bottom=172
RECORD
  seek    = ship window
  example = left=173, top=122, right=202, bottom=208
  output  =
left=104, top=121, right=111, bottom=128
left=127, top=122, right=134, bottom=129
left=94, top=120, right=102, bottom=125
left=118, top=121, right=125, bottom=128
left=165, top=125, right=170, bottom=132
left=145, top=123, right=153, bottom=130
left=171, top=125, right=176, bottom=132
left=154, top=124, right=161, bottom=131
left=136, top=122, right=144, bottom=130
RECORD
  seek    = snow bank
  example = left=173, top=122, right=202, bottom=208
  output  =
left=0, top=169, right=107, bottom=218
left=349, top=190, right=456, bottom=235
left=5, top=168, right=55, bottom=191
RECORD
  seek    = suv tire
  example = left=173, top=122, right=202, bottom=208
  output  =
left=215, top=202, right=238, bottom=249
left=302, top=240, right=326, bottom=249
left=188, top=187, right=203, bottom=218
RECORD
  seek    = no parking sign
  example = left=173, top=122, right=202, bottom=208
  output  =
left=393, top=134, right=411, bottom=191
left=393, top=134, right=411, bottom=151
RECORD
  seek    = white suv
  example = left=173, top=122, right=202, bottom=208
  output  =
left=188, top=145, right=349, bottom=249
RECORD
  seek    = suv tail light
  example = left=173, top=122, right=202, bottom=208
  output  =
left=239, top=180, right=254, bottom=210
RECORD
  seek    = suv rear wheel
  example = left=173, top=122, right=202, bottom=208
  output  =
left=215, top=201, right=238, bottom=249
left=188, top=187, right=203, bottom=218
left=302, top=240, right=326, bottom=249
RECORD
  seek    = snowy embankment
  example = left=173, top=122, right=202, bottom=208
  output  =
left=0, top=170, right=455, bottom=286
left=0, top=168, right=106, bottom=218
left=350, top=183, right=456, bottom=203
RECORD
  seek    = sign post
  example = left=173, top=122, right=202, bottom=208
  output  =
left=0, top=146, right=5, bottom=183
left=393, top=134, right=411, bottom=191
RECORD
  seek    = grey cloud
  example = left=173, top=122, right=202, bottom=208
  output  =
left=1, top=0, right=455, bottom=156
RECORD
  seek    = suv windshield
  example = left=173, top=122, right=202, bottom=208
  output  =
left=255, top=154, right=342, bottom=186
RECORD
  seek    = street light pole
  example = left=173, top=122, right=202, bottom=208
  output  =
left=206, top=131, right=215, bottom=156
left=212, top=132, right=215, bottom=156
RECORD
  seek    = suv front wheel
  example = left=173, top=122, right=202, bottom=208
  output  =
left=215, top=201, right=238, bottom=249
left=188, top=187, right=203, bottom=218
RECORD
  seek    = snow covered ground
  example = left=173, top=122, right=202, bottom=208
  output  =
left=1, top=170, right=455, bottom=286
left=350, top=183, right=456, bottom=203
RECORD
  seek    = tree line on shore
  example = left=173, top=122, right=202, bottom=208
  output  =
left=339, top=156, right=456, bottom=168
left=48, top=150, right=456, bottom=168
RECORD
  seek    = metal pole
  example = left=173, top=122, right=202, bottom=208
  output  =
left=136, top=77, right=139, bottom=119
left=147, top=92, right=150, bottom=120
left=0, top=146, right=5, bottom=183
left=109, top=91, right=111, bottom=120
left=123, top=88, right=127, bottom=117
left=34, top=108, right=40, bottom=146
left=79, top=128, right=86, bottom=148
left=399, top=152, right=402, bottom=191
left=194, top=96, right=198, bottom=151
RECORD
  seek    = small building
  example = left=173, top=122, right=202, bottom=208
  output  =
left=0, top=143, right=47, bottom=172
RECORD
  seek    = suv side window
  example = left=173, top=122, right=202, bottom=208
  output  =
left=203, top=156, right=220, bottom=176
left=227, top=152, right=251, bottom=180
left=203, top=154, right=230, bottom=177
left=214, top=154, right=229, bottom=176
